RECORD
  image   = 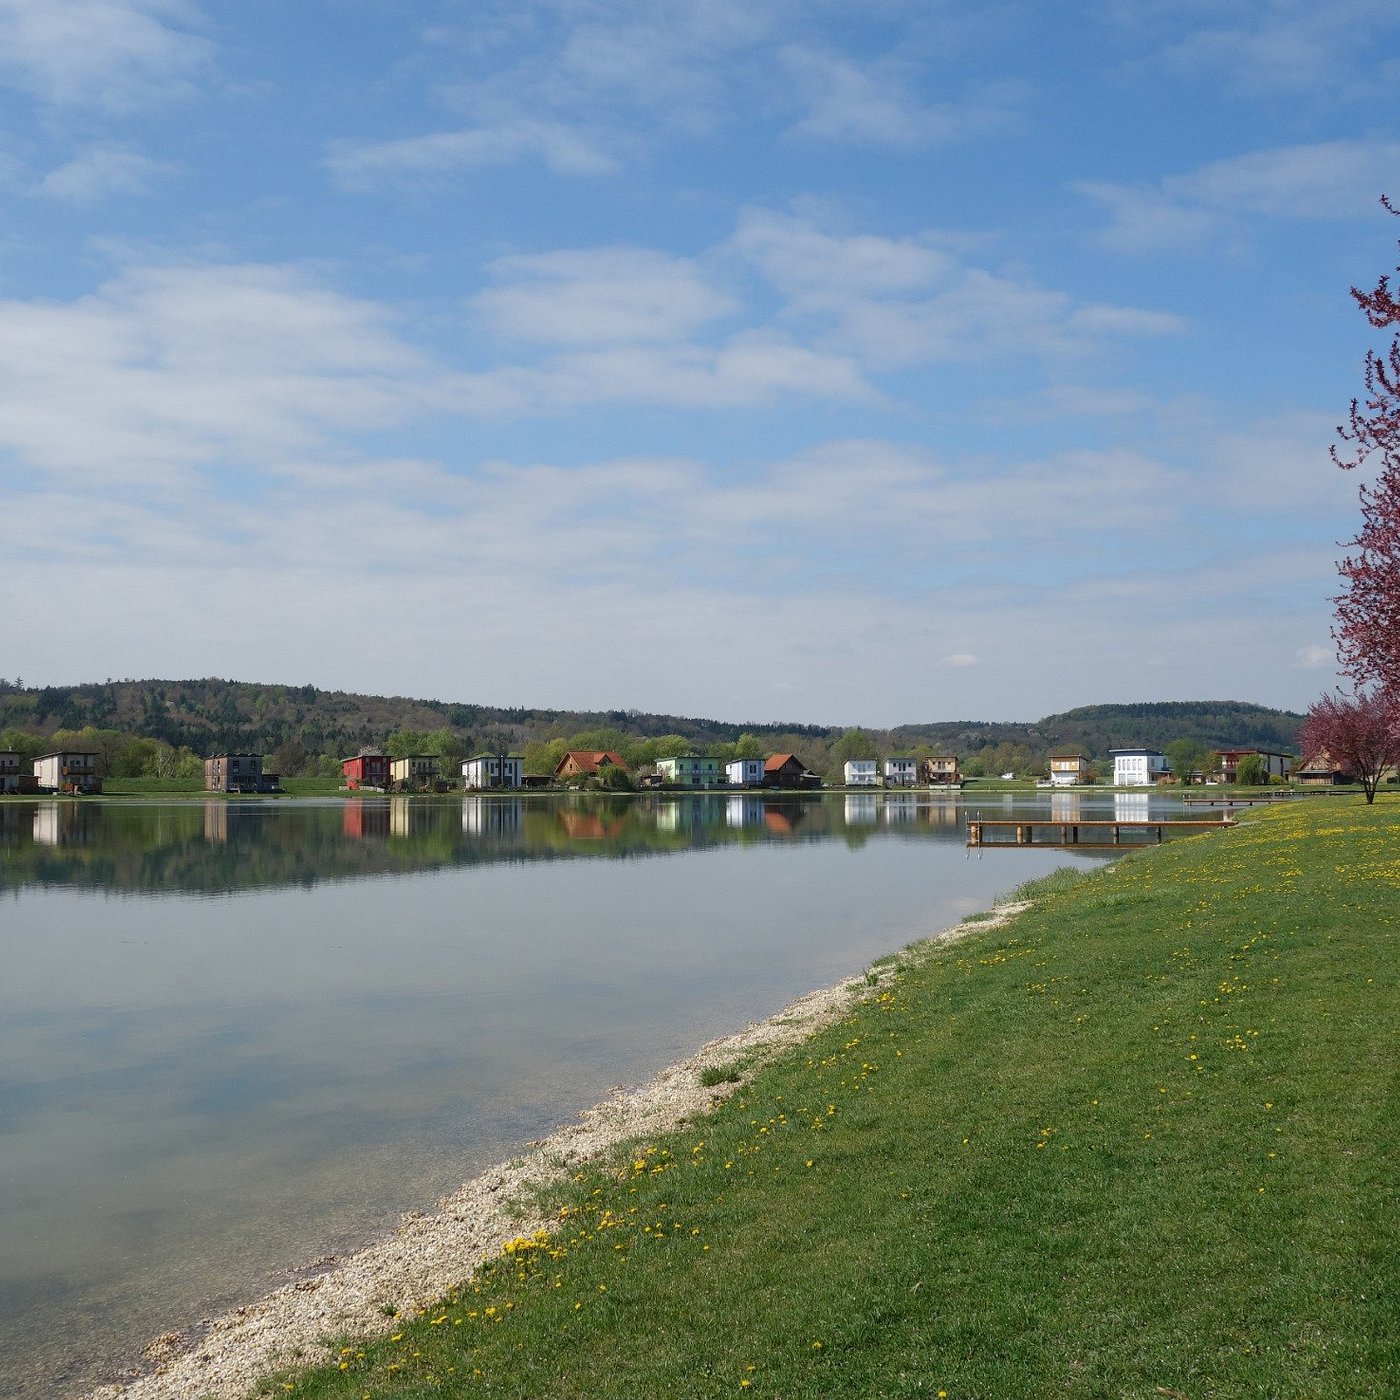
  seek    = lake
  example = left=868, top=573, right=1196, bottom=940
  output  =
left=0, top=790, right=1188, bottom=1398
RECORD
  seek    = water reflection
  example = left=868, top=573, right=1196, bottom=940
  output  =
left=0, top=793, right=1040, bottom=897
left=0, top=790, right=1211, bottom=884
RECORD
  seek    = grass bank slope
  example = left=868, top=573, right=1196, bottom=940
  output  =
left=273, top=799, right=1398, bottom=1400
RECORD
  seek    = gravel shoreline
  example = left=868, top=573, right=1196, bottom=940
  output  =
left=87, top=905, right=1022, bottom=1400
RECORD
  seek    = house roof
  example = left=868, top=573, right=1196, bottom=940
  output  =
left=555, top=750, right=630, bottom=774
left=764, top=753, right=801, bottom=771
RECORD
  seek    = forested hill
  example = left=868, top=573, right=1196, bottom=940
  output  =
left=0, top=678, right=1302, bottom=772
left=889, top=700, right=1305, bottom=759
left=0, top=678, right=830, bottom=760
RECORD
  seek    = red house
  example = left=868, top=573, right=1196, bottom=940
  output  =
left=342, top=753, right=391, bottom=790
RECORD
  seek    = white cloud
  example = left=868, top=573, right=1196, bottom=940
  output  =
left=474, top=247, right=738, bottom=345
left=1146, top=0, right=1400, bottom=97
left=780, top=46, right=1018, bottom=147
left=326, top=121, right=616, bottom=190
left=456, top=336, right=874, bottom=414
left=1079, top=141, right=1400, bottom=253
left=0, top=0, right=212, bottom=110
left=1294, top=643, right=1335, bottom=669
left=730, top=207, right=1185, bottom=366
left=36, top=146, right=178, bottom=202
left=0, top=262, right=446, bottom=482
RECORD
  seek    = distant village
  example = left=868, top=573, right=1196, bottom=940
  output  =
left=1, top=742, right=1356, bottom=796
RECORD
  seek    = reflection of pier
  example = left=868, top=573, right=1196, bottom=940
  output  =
left=967, top=816, right=1235, bottom=848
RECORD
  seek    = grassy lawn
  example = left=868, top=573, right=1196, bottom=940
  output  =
left=264, top=798, right=1398, bottom=1399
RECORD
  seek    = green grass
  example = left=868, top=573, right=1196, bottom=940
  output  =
left=264, top=798, right=1400, bottom=1399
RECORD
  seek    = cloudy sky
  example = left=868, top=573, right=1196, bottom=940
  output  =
left=1, top=0, right=1396, bottom=726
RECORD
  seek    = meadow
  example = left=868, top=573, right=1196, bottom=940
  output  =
left=250, top=797, right=1396, bottom=1397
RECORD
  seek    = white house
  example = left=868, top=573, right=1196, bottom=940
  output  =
left=883, top=757, right=918, bottom=787
left=32, top=751, right=101, bottom=794
left=1047, top=755, right=1091, bottom=787
left=461, top=754, right=523, bottom=790
left=843, top=759, right=878, bottom=786
left=725, top=757, right=766, bottom=787
left=1111, top=748, right=1171, bottom=786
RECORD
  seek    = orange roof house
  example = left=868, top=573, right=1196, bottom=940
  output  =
left=762, top=753, right=820, bottom=788
left=554, top=750, right=629, bottom=778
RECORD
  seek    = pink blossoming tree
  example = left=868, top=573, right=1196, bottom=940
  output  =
left=1298, top=689, right=1399, bottom=804
left=1333, top=197, right=1400, bottom=695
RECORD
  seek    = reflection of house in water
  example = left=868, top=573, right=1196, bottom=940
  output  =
left=463, top=796, right=523, bottom=837
left=32, top=803, right=62, bottom=847
left=654, top=798, right=726, bottom=834
left=922, top=799, right=961, bottom=829
left=202, top=802, right=266, bottom=844
left=758, top=798, right=809, bottom=836
left=883, top=792, right=919, bottom=823
left=1049, top=791, right=1086, bottom=822
left=343, top=799, right=391, bottom=840
left=726, top=795, right=766, bottom=828
left=33, top=802, right=96, bottom=847
left=556, top=807, right=628, bottom=841
left=1113, top=792, right=1152, bottom=820
left=390, top=797, right=439, bottom=838
left=844, top=793, right=879, bottom=826
left=0, top=803, right=23, bottom=846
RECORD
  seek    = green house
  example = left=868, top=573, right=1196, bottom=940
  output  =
left=656, top=754, right=722, bottom=787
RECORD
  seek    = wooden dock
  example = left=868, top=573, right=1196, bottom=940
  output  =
left=1180, top=792, right=1312, bottom=807
left=966, top=816, right=1235, bottom=848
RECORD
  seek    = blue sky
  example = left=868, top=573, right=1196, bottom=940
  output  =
left=1, top=0, right=1397, bottom=726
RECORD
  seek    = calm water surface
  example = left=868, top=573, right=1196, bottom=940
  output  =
left=0, top=790, right=1190, bottom=1398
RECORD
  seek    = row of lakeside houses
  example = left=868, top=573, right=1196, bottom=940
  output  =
left=2, top=743, right=1350, bottom=797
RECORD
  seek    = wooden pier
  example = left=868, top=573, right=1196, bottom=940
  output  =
left=1180, top=792, right=1313, bottom=807
left=966, top=816, right=1235, bottom=848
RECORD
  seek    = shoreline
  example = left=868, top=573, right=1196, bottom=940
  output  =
left=86, top=902, right=1026, bottom=1400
